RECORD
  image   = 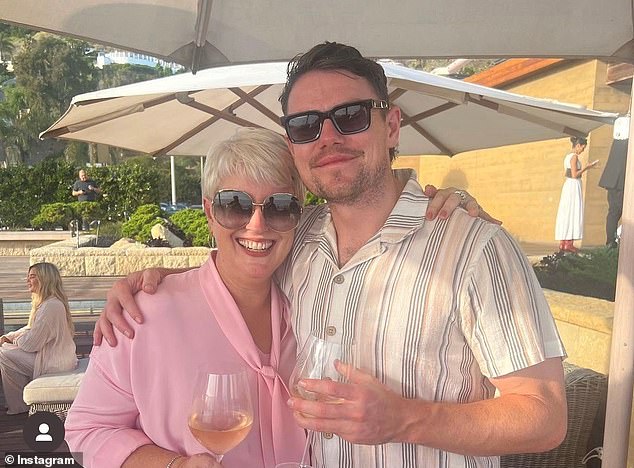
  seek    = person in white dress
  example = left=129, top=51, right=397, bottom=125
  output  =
left=554, top=136, right=598, bottom=252
left=0, top=262, right=77, bottom=414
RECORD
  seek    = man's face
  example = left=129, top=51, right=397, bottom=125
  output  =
left=79, top=170, right=87, bottom=181
left=285, top=70, right=400, bottom=205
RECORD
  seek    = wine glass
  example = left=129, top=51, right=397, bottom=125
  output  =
left=278, top=333, right=355, bottom=468
left=188, top=369, right=254, bottom=463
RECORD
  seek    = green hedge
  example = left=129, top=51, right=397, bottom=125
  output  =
left=0, top=156, right=166, bottom=229
left=533, top=247, right=618, bottom=301
left=169, top=208, right=209, bottom=246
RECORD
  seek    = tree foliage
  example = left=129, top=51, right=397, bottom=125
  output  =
left=88, top=162, right=164, bottom=222
left=0, top=156, right=168, bottom=228
left=0, top=33, right=97, bottom=161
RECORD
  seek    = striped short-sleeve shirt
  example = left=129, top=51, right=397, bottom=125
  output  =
left=279, top=172, right=565, bottom=468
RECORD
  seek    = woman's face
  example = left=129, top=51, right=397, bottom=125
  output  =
left=575, top=143, right=587, bottom=154
left=205, top=175, right=297, bottom=284
left=26, top=269, right=40, bottom=294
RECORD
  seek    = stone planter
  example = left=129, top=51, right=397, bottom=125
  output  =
left=30, top=237, right=211, bottom=277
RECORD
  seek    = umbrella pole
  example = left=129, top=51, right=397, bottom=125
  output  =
left=171, top=155, right=177, bottom=205
left=602, top=92, right=634, bottom=468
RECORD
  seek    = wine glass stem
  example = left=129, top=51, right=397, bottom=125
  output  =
left=300, top=430, right=313, bottom=467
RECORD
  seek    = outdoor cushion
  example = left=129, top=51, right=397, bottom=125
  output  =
left=23, top=358, right=89, bottom=405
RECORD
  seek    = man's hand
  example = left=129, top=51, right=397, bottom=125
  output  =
left=174, top=453, right=221, bottom=467
left=288, top=362, right=406, bottom=445
left=424, top=185, right=501, bottom=225
left=93, top=268, right=164, bottom=346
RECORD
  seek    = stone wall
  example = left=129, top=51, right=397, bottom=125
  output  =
left=30, top=238, right=210, bottom=276
left=0, top=231, right=70, bottom=256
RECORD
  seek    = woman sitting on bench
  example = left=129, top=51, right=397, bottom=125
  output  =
left=0, top=262, right=77, bottom=414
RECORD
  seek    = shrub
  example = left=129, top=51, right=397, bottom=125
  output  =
left=121, top=204, right=166, bottom=242
left=95, top=221, right=123, bottom=247
left=533, top=247, right=618, bottom=301
left=31, top=202, right=74, bottom=230
left=169, top=208, right=209, bottom=247
left=71, top=201, right=103, bottom=225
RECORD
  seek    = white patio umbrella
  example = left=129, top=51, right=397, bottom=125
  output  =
left=1, top=0, right=632, bottom=73
left=40, top=61, right=616, bottom=158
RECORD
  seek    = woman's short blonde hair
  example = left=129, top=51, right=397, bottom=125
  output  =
left=28, top=262, right=74, bottom=334
left=201, top=128, right=305, bottom=200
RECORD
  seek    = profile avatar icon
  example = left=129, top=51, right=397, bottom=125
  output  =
left=35, top=423, right=53, bottom=442
left=23, top=411, right=65, bottom=451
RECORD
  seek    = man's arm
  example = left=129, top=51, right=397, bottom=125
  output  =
left=288, top=357, right=566, bottom=455
left=94, top=267, right=190, bottom=345
left=94, top=187, right=496, bottom=345
left=71, top=183, right=84, bottom=197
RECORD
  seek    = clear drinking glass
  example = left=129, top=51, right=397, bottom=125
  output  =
left=188, top=369, right=254, bottom=463
left=277, top=333, right=355, bottom=468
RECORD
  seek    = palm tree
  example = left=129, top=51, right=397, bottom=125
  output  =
left=0, top=32, right=15, bottom=62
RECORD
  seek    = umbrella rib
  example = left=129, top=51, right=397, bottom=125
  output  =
left=400, top=102, right=460, bottom=127
left=467, top=95, right=588, bottom=137
left=399, top=110, right=455, bottom=155
left=230, top=86, right=282, bottom=126
left=184, top=100, right=262, bottom=128
left=154, top=93, right=269, bottom=156
left=388, top=88, right=408, bottom=102
left=153, top=118, right=220, bottom=156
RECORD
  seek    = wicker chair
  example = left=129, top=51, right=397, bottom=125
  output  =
left=500, top=362, right=607, bottom=468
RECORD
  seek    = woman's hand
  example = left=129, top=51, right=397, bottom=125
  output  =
left=0, top=335, right=11, bottom=345
left=424, top=185, right=501, bottom=225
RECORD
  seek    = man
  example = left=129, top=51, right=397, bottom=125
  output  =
left=71, top=169, right=102, bottom=230
left=98, top=43, right=566, bottom=467
left=72, top=169, right=101, bottom=202
left=599, top=138, right=628, bottom=247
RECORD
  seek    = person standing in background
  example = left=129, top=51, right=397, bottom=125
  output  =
left=599, top=138, right=628, bottom=248
left=71, top=169, right=102, bottom=229
left=555, top=136, right=599, bottom=253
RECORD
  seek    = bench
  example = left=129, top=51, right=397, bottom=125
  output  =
left=23, top=357, right=89, bottom=421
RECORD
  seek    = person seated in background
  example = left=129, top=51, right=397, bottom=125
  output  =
left=0, top=262, right=77, bottom=415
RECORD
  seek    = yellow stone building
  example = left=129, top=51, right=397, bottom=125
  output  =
left=394, top=59, right=631, bottom=248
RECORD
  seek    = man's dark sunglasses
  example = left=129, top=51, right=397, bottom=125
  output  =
left=281, top=99, right=389, bottom=144
left=212, top=190, right=302, bottom=233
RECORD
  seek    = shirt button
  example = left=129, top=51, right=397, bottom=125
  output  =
left=333, top=275, right=344, bottom=284
left=326, top=326, right=336, bottom=336
left=323, top=432, right=334, bottom=439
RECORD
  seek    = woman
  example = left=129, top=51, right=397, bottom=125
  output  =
left=555, top=136, right=598, bottom=253
left=0, top=262, right=78, bottom=415
left=65, top=128, right=307, bottom=467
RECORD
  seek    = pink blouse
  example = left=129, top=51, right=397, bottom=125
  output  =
left=65, top=257, right=305, bottom=467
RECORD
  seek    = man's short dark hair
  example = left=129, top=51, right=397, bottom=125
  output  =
left=279, top=42, right=397, bottom=160
left=279, top=42, right=388, bottom=114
